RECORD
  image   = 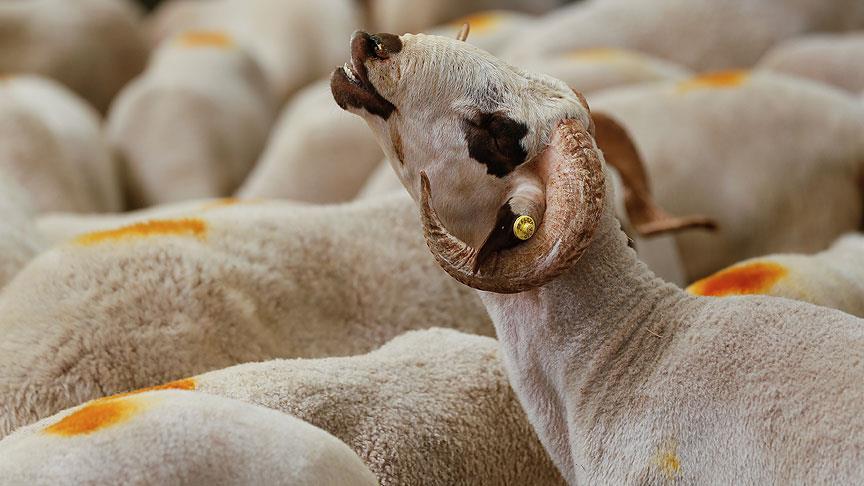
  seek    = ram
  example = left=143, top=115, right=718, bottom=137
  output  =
left=757, top=32, right=864, bottom=93
left=0, top=390, right=377, bottom=486
left=0, top=75, right=122, bottom=213
left=688, top=233, right=864, bottom=318
left=0, top=0, right=148, bottom=113
left=0, top=194, right=490, bottom=437
left=147, top=0, right=362, bottom=101
left=108, top=31, right=275, bottom=208
left=332, top=31, right=864, bottom=483
left=503, top=0, right=864, bottom=71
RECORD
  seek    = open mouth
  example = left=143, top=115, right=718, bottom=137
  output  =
left=330, top=32, right=397, bottom=120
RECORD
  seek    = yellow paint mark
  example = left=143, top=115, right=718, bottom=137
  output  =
left=74, top=218, right=207, bottom=246
left=677, top=70, right=749, bottom=92
left=177, top=31, right=234, bottom=48
left=566, top=47, right=629, bottom=62
left=199, top=197, right=242, bottom=211
left=450, top=12, right=505, bottom=35
left=43, top=397, right=140, bottom=436
left=687, top=261, right=788, bottom=297
left=653, top=441, right=681, bottom=480
left=109, top=378, right=197, bottom=401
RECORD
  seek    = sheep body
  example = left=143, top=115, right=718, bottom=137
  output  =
left=238, top=79, right=383, bottom=203
left=688, top=233, right=864, bottom=317
left=0, top=390, right=378, bottom=486
left=590, top=71, right=864, bottom=280
left=0, top=75, right=122, bottom=213
left=108, top=33, right=275, bottom=207
left=0, top=0, right=148, bottom=112
left=758, top=32, right=864, bottom=93
left=0, top=194, right=490, bottom=437
left=0, top=169, right=44, bottom=289
left=503, top=0, right=864, bottom=71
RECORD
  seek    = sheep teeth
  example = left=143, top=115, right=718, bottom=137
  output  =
left=343, top=62, right=360, bottom=84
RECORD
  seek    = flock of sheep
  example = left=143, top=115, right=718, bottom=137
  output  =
left=0, top=0, right=863, bottom=484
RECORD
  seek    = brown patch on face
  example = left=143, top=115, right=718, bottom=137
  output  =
left=75, top=218, right=207, bottom=245
left=464, top=111, right=529, bottom=177
left=677, top=70, right=749, bottom=92
left=389, top=123, right=405, bottom=165
left=177, top=31, right=233, bottom=48
left=687, top=261, right=788, bottom=296
left=43, top=397, right=140, bottom=436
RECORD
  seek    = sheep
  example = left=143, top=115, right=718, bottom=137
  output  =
left=587, top=70, right=864, bottom=280
left=757, top=32, right=864, bottom=93
left=107, top=31, right=276, bottom=208
left=0, top=169, right=44, bottom=290
left=518, top=48, right=691, bottom=96
left=0, top=390, right=378, bottom=486
left=0, top=75, right=123, bottom=213
left=237, top=79, right=384, bottom=203
left=10, top=328, right=560, bottom=485
left=687, top=233, right=864, bottom=318
left=146, top=0, right=363, bottom=101
left=0, top=0, right=149, bottom=113
left=367, top=0, right=558, bottom=35
left=331, top=31, right=864, bottom=483
left=502, top=0, right=864, bottom=72
left=0, top=193, right=491, bottom=437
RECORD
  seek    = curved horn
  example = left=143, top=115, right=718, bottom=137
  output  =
left=419, top=119, right=606, bottom=293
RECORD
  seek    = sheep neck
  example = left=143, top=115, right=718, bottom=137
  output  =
left=477, top=198, right=689, bottom=482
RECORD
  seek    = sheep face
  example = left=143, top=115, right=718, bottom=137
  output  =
left=332, top=32, right=605, bottom=293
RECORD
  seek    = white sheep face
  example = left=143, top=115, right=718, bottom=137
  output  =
left=331, top=32, right=592, bottom=255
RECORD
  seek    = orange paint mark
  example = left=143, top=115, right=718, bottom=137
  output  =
left=109, top=378, right=197, bottom=400
left=677, top=70, right=749, bottom=92
left=450, top=12, right=504, bottom=34
left=43, top=398, right=139, bottom=436
left=687, top=261, right=788, bottom=297
left=566, top=47, right=628, bottom=62
left=75, top=218, right=207, bottom=245
left=177, top=31, right=233, bottom=48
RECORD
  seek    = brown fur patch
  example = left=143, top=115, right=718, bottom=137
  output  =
left=178, top=31, right=233, bottom=48
left=75, top=219, right=207, bottom=245
left=687, top=261, right=788, bottom=296
left=677, top=70, right=749, bottom=92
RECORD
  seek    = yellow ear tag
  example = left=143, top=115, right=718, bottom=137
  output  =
left=513, top=215, right=536, bottom=240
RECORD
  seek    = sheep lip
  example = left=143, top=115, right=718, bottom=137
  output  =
left=330, top=60, right=396, bottom=120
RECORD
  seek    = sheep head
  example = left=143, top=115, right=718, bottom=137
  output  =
left=330, top=32, right=704, bottom=293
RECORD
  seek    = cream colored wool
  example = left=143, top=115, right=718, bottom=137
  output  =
left=147, top=0, right=363, bottom=101
left=0, top=170, right=44, bottom=289
left=368, top=0, right=557, bottom=35
left=237, top=79, right=383, bottom=203
left=590, top=71, right=864, bottom=280
left=333, top=32, right=864, bottom=483
left=0, top=194, right=490, bottom=437
left=502, top=0, right=864, bottom=72
left=173, top=328, right=564, bottom=486
left=688, top=233, right=864, bottom=318
left=107, top=33, right=275, bottom=208
left=0, top=390, right=378, bottom=486
left=0, top=75, right=122, bottom=213
left=758, top=32, right=864, bottom=93
left=0, top=0, right=148, bottom=113
left=519, top=48, right=691, bottom=96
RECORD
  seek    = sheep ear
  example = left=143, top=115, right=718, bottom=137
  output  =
left=592, top=111, right=718, bottom=236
